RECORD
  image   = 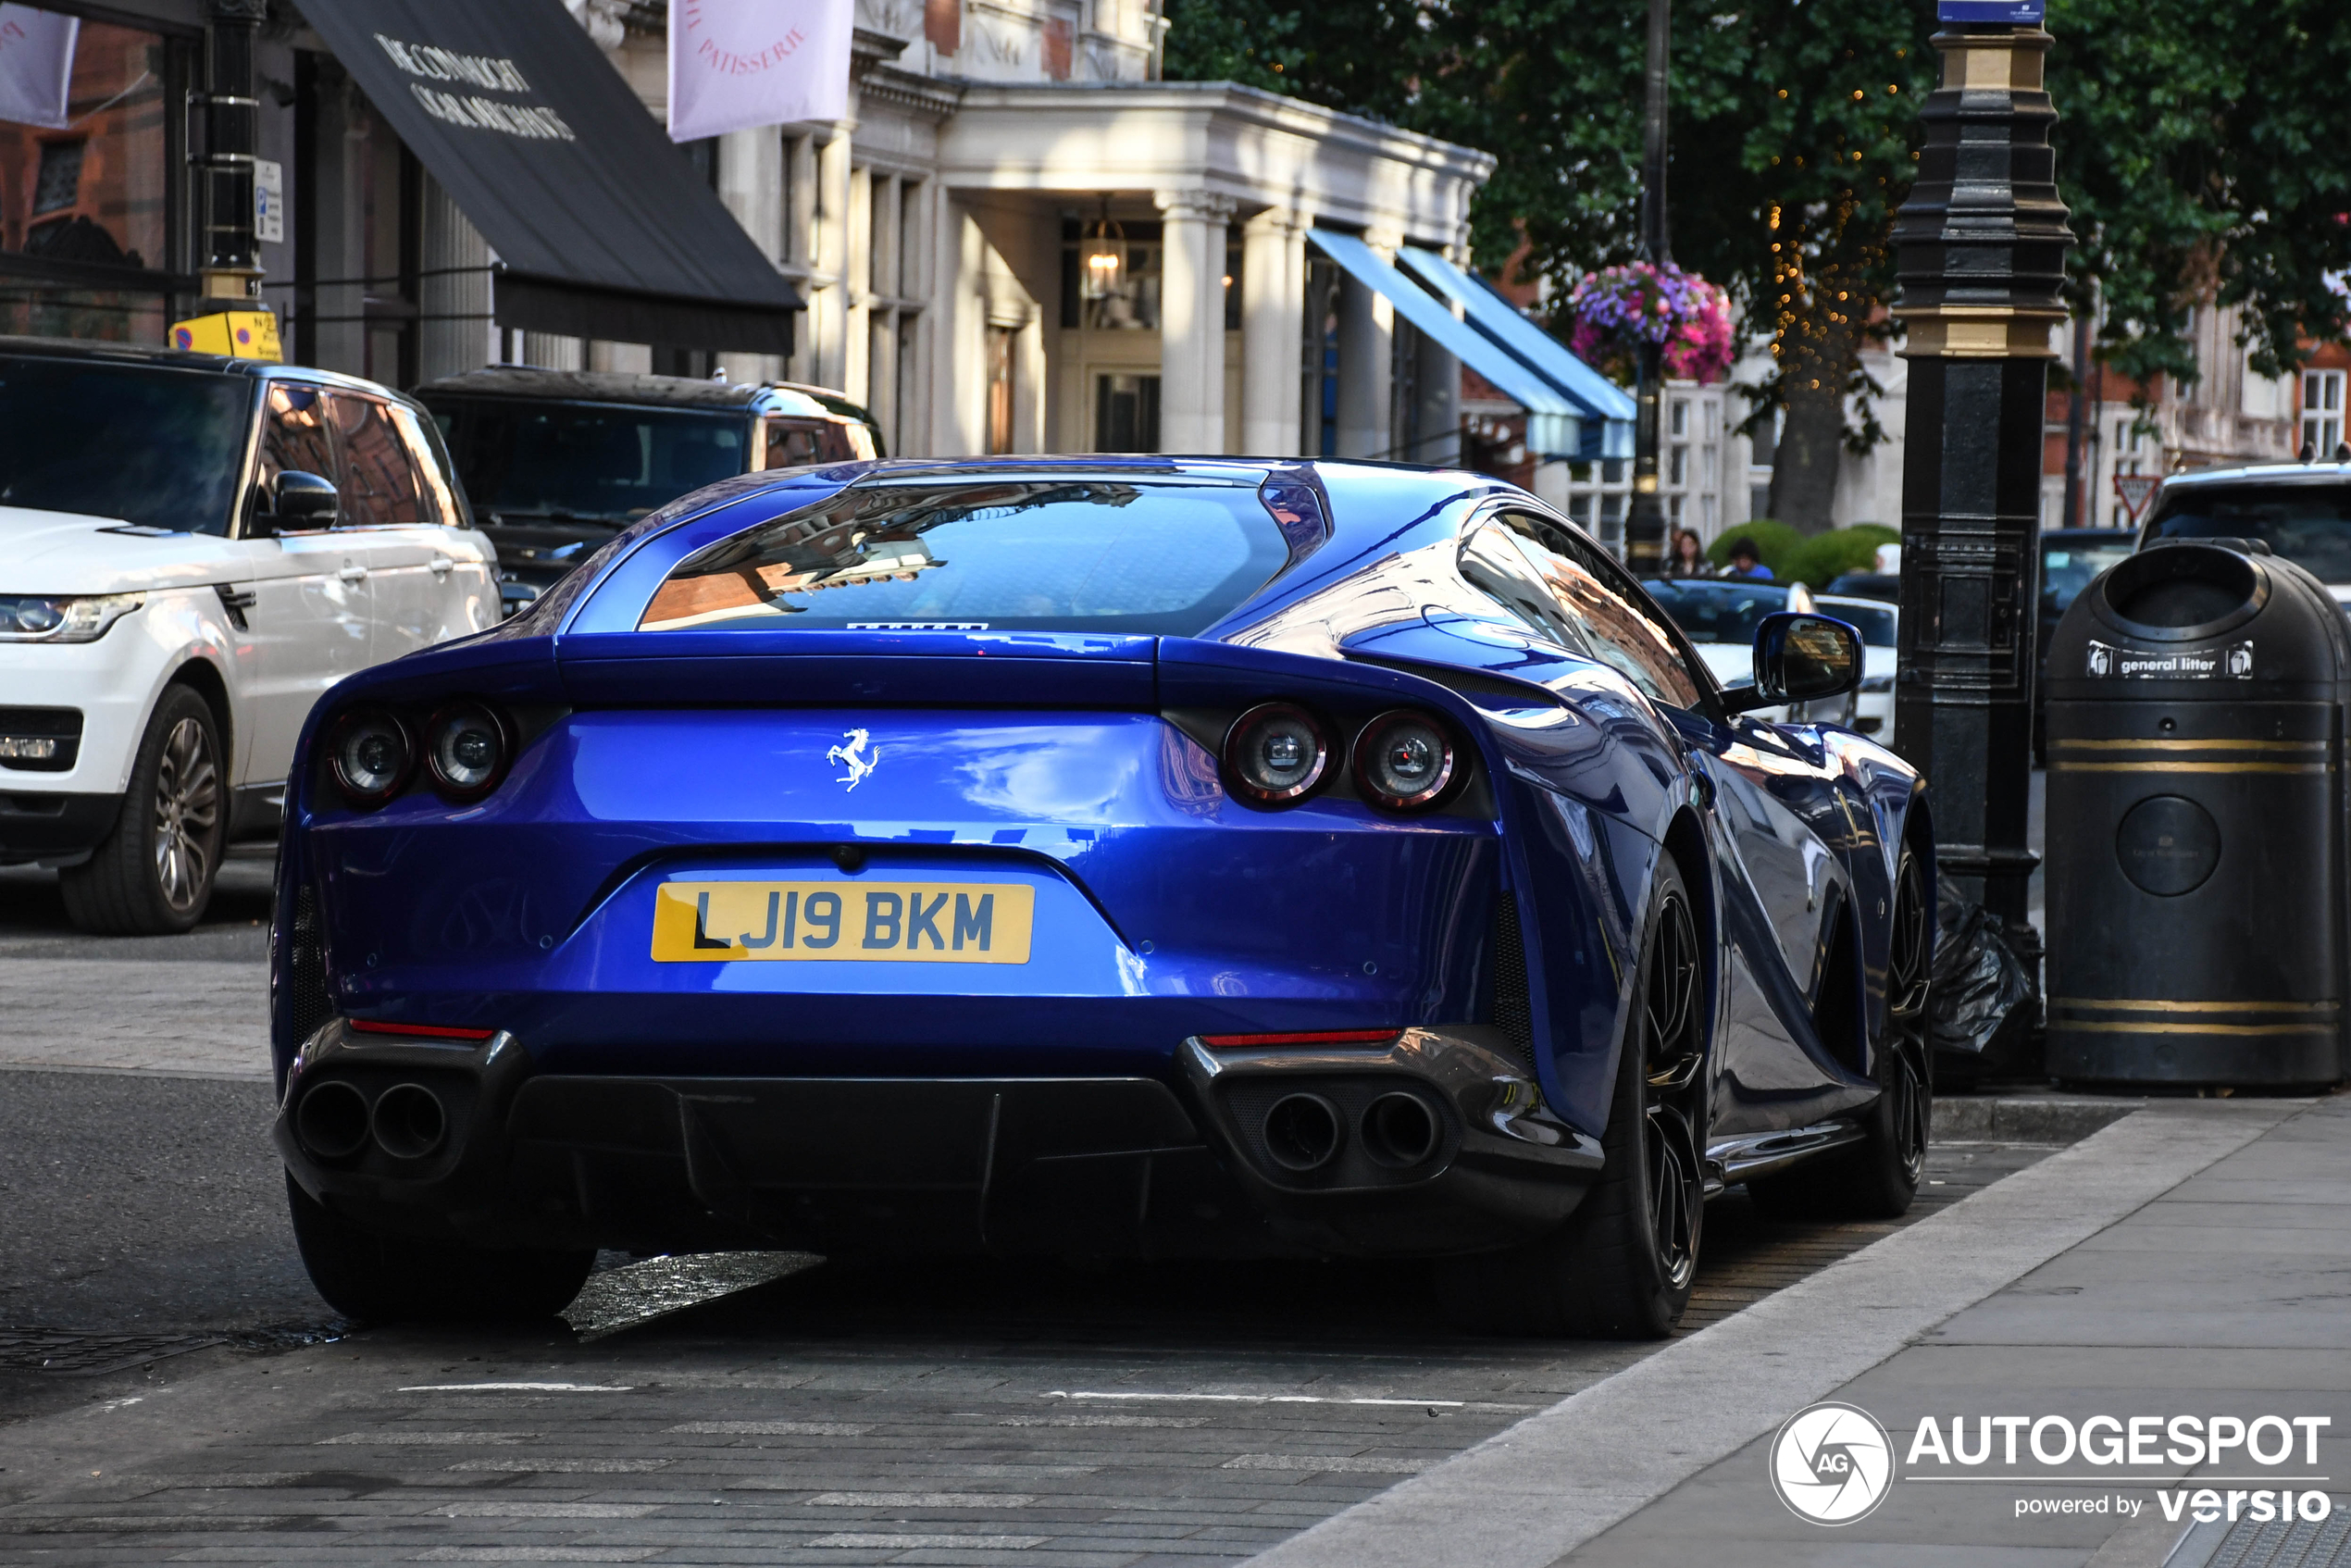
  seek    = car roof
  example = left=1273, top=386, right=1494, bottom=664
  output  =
left=411, top=366, right=875, bottom=422
left=0, top=333, right=431, bottom=403
left=1818, top=593, right=1896, bottom=612
left=2157, top=463, right=2351, bottom=491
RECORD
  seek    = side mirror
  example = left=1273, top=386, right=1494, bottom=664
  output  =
left=273, top=470, right=340, bottom=529
left=1723, top=612, right=1862, bottom=714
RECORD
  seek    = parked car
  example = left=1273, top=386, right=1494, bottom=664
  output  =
left=0, top=336, right=498, bottom=933
left=2135, top=466, right=2351, bottom=594
left=1822, top=570, right=1900, bottom=604
left=414, top=368, right=884, bottom=604
left=271, top=459, right=1931, bottom=1338
left=2035, top=527, right=2138, bottom=759
left=1639, top=577, right=1837, bottom=722
left=1818, top=594, right=1897, bottom=738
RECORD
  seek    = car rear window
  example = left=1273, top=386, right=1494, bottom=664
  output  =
left=1821, top=601, right=1896, bottom=646
left=431, top=397, right=749, bottom=527
left=2145, top=482, right=2351, bottom=583
left=639, top=478, right=1293, bottom=635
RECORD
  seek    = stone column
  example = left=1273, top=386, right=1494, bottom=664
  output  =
left=521, top=333, right=583, bottom=370
left=1335, top=228, right=1398, bottom=459
left=1155, top=189, right=1236, bottom=454
left=1416, top=327, right=1461, bottom=467
left=1240, top=207, right=1306, bottom=456
left=716, top=125, right=786, bottom=384
left=810, top=131, right=855, bottom=392
left=418, top=174, right=491, bottom=384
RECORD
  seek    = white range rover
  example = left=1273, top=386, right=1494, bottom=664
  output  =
left=0, top=337, right=499, bottom=934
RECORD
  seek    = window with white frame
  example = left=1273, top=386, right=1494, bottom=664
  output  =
left=2304, top=370, right=2345, bottom=456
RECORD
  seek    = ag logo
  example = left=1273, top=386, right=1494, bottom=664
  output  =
left=1769, top=1401, right=1895, bottom=1525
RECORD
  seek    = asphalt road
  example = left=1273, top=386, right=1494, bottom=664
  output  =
left=0, top=844, right=2067, bottom=1564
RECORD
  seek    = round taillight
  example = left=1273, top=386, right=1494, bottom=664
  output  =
left=1354, top=709, right=1458, bottom=811
left=425, top=703, right=510, bottom=801
left=1223, top=703, right=1330, bottom=805
left=329, top=710, right=413, bottom=807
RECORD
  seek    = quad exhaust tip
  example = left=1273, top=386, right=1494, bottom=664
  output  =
left=371, top=1083, right=448, bottom=1161
left=295, top=1079, right=448, bottom=1162
left=1263, top=1092, right=1343, bottom=1171
left=1362, top=1091, right=1440, bottom=1167
left=294, top=1079, right=370, bottom=1161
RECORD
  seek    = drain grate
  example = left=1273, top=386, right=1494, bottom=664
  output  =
left=2170, top=1505, right=2351, bottom=1568
left=0, top=1327, right=227, bottom=1376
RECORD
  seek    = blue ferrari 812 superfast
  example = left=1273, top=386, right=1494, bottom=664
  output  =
left=270, top=457, right=1933, bottom=1338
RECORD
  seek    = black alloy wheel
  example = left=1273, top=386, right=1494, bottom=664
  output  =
left=1881, top=847, right=1934, bottom=1186
left=1749, top=841, right=1934, bottom=1220
left=59, top=686, right=226, bottom=935
left=1438, top=858, right=1708, bottom=1338
left=1640, top=885, right=1707, bottom=1296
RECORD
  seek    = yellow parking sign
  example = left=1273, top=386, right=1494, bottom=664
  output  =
left=169, top=310, right=282, bottom=362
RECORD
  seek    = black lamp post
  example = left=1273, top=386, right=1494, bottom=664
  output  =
left=1890, top=0, right=2073, bottom=1075
left=197, top=0, right=267, bottom=310
left=1623, top=0, right=1671, bottom=573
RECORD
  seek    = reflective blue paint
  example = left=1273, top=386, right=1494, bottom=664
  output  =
left=275, top=455, right=1929, bottom=1165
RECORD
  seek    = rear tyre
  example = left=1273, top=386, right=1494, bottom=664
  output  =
left=1440, top=859, right=1707, bottom=1338
left=59, top=686, right=225, bottom=935
left=1748, top=843, right=1933, bottom=1220
left=286, top=1175, right=594, bottom=1324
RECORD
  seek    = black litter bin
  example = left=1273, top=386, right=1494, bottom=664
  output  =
left=2045, top=539, right=2351, bottom=1088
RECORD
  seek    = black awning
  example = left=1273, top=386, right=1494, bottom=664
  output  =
left=302, top=0, right=800, bottom=354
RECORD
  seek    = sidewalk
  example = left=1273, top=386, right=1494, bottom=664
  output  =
left=1253, top=1093, right=2348, bottom=1568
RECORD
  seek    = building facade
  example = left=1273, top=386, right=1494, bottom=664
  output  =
left=2, top=0, right=1500, bottom=469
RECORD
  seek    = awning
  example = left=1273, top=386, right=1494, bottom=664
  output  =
left=1397, top=247, right=1637, bottom=462
left=303, top=0, right=801, bottom=353
left=1307, top=230, right=1582, bottom=460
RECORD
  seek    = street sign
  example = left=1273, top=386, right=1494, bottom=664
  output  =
left=2114, top=472, right=2159, bottom=522
left=1939, top=1, right=2046, bottom=19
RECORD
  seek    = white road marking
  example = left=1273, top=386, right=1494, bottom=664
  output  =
left=400, top=1382, right=634, bottom=1392
left=807, top=1491, right=1035, bottom=1508
left=1046, top=1390, right=1537, bottom=1411
left=811, top=1534, right=1046, bottom=1550
left=1225, top=1454, right=1429, bottom=1474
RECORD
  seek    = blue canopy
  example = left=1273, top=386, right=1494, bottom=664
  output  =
left=1396, top=247, right=1637, bottom=462
left=1306, top=230, right=1582, bottom=460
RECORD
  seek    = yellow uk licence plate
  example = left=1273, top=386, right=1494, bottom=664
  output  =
left=651, top=880, right=1035, bottom=964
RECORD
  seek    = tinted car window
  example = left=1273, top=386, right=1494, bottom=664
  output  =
left=2042, top=541, right=2134, bottom=615
left=330, top=392, right=429, bottom=528
left=640, top=479, right=1290, bottom=634
left=440, top=399, right=749, bottom=525
left=2144, top=482, right=2351, bottom=582
left=1499, top=513, right=1705, bottom=709
left=1643, top=579, right=1797, bottom=648
left=1460, top=521, right=1589, bottom=651
left=764, top=415, right=874, bottom=467
left=387, top=402, right=454, bottom=526
left=259, top=382, right=337, bottom=521
left=0, top=355, right=251, bottom=535
left=1821, top=600, right=1897, bottom=646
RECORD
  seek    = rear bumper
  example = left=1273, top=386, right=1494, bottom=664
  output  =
left=275, top=1022, right=1600, bottom=1259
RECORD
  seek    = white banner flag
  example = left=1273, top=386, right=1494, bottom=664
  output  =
left=0, top=3, right=77, bottom=131
left=668, top=0, right=852, bottom=142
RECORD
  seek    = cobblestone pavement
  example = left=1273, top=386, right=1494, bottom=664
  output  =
left=0, top=1140, right=2047, bottom=1566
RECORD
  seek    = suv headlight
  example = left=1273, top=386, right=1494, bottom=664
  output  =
left=0, top=593, right=146, bottom=643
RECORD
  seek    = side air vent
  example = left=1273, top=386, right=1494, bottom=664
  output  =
left=282, top=884, right=334, bottom=1047
left=1489, top=896, right=1536, bottom=1074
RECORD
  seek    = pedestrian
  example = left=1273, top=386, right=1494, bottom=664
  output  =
left=1664, top=528, right=1712, bottom=579
left=1723, top=536, right=1774, bottom=581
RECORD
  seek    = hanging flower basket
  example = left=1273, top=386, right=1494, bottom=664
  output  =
left=1567, top=262, right=1735, bottom=387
